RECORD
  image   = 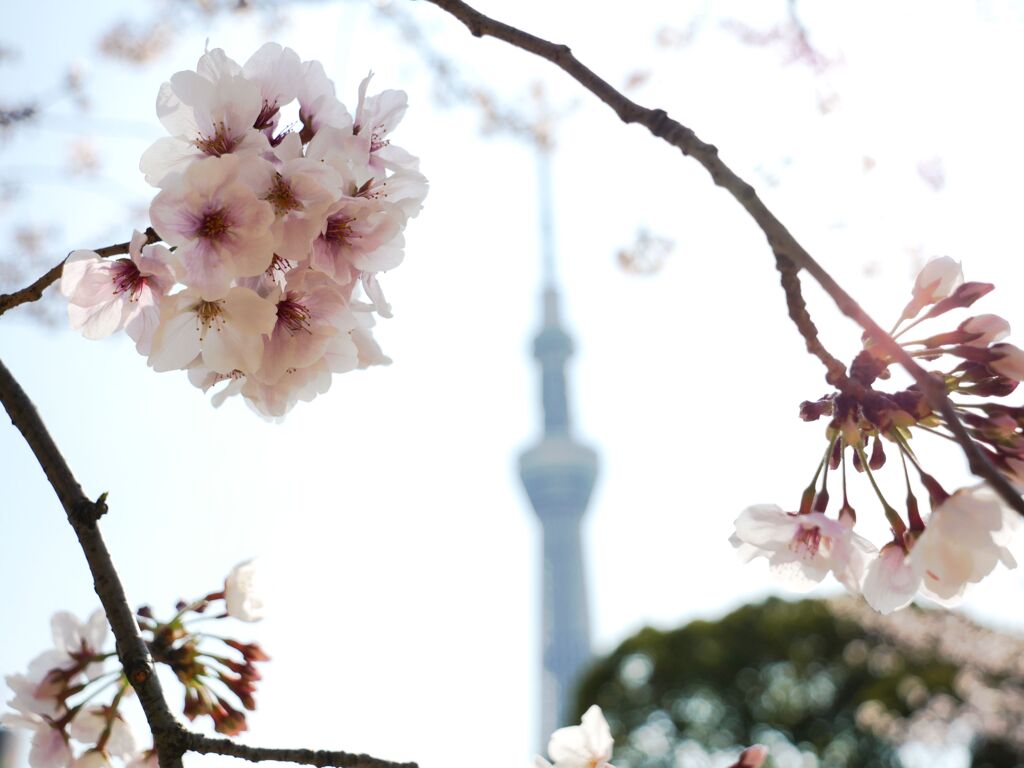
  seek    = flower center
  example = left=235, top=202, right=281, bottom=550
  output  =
left=110, top=259, right=144, bottom=300
left=265, top=254, right=292, bottom=277
left=276, top=292, right=312, bottom=335
left=790, top=526, right=822, bottom=559
left=195, top=122, right=238, bottom=157
left=195, top=300, right=225, bottom=338
left=253, top=100, right=279, bottom=132
left=324, top=214, right=353, bottom=244
left=263, top=173, right=301, bottom=217
left=196, top=207, right=232, bottom=242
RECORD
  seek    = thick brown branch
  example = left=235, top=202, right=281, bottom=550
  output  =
left=0, top=227, right=160, bottom=317
left=421, top=0, right=1024, bottom=517
left=186, top=734, right=418, bottom=768
left=0, top=357, right=187, bottom=768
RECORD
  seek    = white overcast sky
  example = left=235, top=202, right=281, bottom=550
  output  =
left=3, top=1, right=1024, bottom=767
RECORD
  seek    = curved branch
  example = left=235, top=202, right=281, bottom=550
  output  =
left=0, top=227, right=160, bottom=317
left=774, top=253, right=859, bottom=396
left=421, top=0, right=1024, bottom=517
left=0, top=356, right=188, bottom=768
left=0, top=357, right=418, bottom=768
left=186, top=734, right=418, bottom=768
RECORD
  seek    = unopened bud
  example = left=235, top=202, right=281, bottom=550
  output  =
left=869, top=437, right=886, bottom=470
left=922, top=281, right=994, bottom=320
left=813, top=488, right=829, bottom=513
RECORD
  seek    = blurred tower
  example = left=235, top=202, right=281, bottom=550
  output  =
left=519, top=142, right=598, bottom=744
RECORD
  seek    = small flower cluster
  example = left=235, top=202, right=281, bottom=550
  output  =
left=2, top=561, right=267, bottom=768
left=61, top=44, right=427, bottom=418
left=732, top=257, right=1022, bottom=613
left=535, top=706, right=767, bottom=768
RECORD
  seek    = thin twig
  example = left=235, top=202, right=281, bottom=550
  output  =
left=420, top=0, right=1024, bottom=517
left=774, top=252, right=859, bottom=395
left=187, top=734, right=418, bottom=768
left=0, top=227, right=159, bottom=317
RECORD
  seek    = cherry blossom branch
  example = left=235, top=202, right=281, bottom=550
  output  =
left=774, top=253, right=860, bottom=396
left=0, top=355, right=187, bottom=768
left=0, top=356, right=419, bottom=768
left=186, top=734, right=418, bottom=768
left=0, top=226, right=160, bottom=317
left=419, top=0, right=1024, bottom=517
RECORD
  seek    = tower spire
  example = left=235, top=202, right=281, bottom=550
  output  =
left=519, top=139, right=599, bottom=746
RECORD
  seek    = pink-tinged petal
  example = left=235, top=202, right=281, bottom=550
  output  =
left=155, top=82, right=196, bottom=138
left=149, top=301, right=202, bottom=373
left=29, top=727, right=72, bottom=768
left=196, top=48, right=243, bottom=81
left=223, top=288, right=277, bottom=337
left=140, top=137, right=199, bottom=187
left=547, top=704, right=613, bottom=768
left=169, top=70, right=215, bottom=112
left=243, top=43, right=302, bottom=110
left=50, top=612, right=86, bottom=656
left=990, top=344, right=1024, bottom=381
left=69, top=298, right=128, bottom=341
left=360, top=273, right=392, bottom=318
left=732, top=505, right=797, bottom=548
left=960, top=314, right=1010, bottom=347
left=83, top=609, right=108, bottom=653
left=60, top=251, right=102, bottom=297
left=862, top=545, right=920, bottom=614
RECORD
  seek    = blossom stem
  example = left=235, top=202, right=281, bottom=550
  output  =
left=841, top=439, right=849, bottom=507
left=855, top=444, right=907, bottom=536
left=915, top=423, right=958, bottom=443
left=892, top=315, right=928, bottom=341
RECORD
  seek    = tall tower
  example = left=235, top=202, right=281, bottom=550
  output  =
left=519, top=143, right=598, bottom=743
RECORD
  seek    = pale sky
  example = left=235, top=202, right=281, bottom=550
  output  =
left=2, top=2, right=1024, bottom=767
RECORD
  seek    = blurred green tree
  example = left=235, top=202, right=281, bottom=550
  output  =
left=574, top=597, right=1024, bottom=767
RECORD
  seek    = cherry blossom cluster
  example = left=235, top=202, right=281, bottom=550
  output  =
left=535, top=706, right=767, bottom=768
left=731, top=257, right=1023, bottom=613
left=2, top=561, right=267, bottom=768
left=60, top=44, right=427, bottom=418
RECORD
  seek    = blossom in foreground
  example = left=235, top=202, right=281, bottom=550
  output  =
left=535, top=705, right=614, bottom=768
left=64, top=43, right=427, bottom=418
left=909, top=485, right=1018, bottom=604
left=861, top=543, right=920, bottom=614
left=730, top=504, right=874, bottom=592
left=737, top=256, right=1022, bottom=614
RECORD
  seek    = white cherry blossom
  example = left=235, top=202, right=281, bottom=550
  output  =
left=148, top=287, right=277, bottom=374
left=69, top=709, right=136, bottom=760
left=225, top=559, right=264, bottom=622
left=910, top=485, right=1018, bottom=604
left=149, top=155, right=276, bottom=298
left=242, top=43, right=302, bottom=135
left=140, top=49, right=269, bottom=185
left=862, top=543, right=921, bottom=614
left=730, top=505, right=873, bottom=591
left=61, top=231, right=175, bottom=353
left=960, top=314, right=1010, bottom=347
left=536, top=705, right=615, bottom=768
left=0, top=712, right=72, bottom=768
left=901, top=256, right=963, bottom=321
